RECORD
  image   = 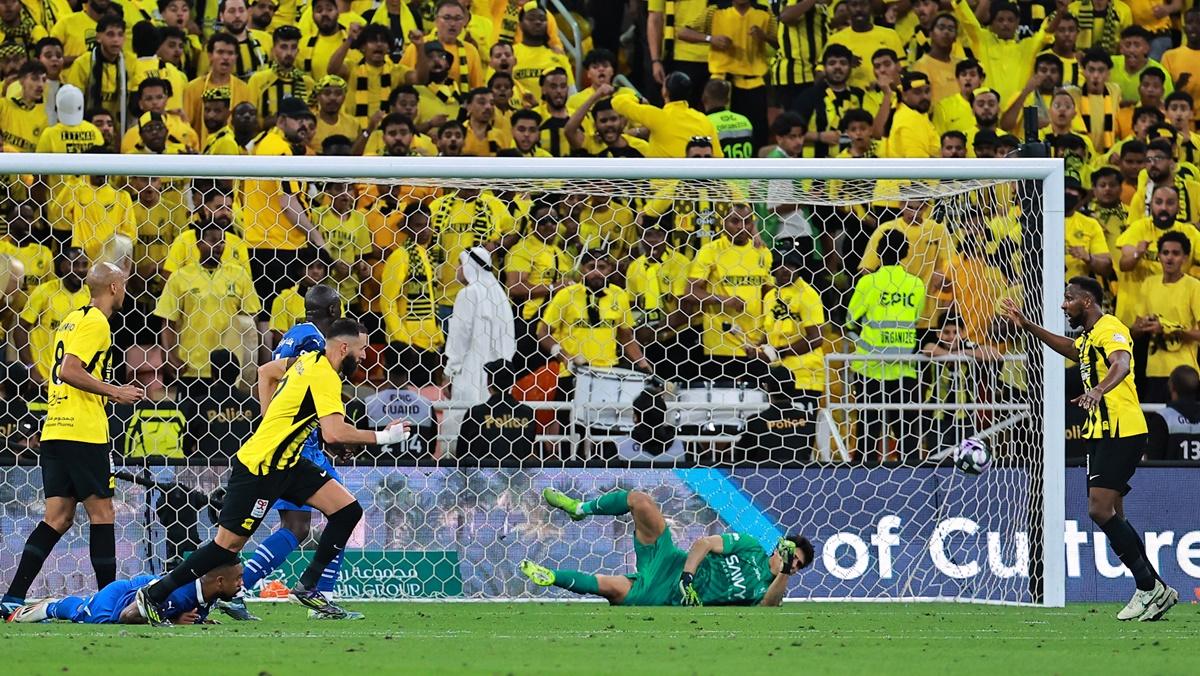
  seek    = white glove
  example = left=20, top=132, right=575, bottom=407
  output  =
left=374, top=423, right=411, bottom=446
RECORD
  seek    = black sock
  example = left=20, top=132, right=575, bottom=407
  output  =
left=1100, top=514, right=1157, bottom=592
left=299, top=502, right=362, bottom=590
left=89, top=524, right=116, bottom=589
left=5, top=521, right=64, bottom=600
left=1124, top=516, right=1165, bottom=584
left=147, top=541, right=238, bottom=604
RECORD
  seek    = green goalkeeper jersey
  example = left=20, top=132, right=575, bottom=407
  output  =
left=692, top=533, right=773, bottom=605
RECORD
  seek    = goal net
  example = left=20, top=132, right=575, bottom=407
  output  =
left=0, top=156, right=1064, bottom=606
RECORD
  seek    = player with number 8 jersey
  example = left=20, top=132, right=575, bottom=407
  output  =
left=2, top=263, right=145, bottom=621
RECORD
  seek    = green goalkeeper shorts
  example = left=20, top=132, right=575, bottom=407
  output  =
left=620, top=527, right=687, bottom=606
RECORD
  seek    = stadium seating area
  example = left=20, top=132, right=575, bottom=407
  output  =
left=0, top=0, right=1197, bottom=463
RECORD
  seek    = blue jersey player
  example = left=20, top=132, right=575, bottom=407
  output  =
left=7, top=564, right=241, bottom=625
left=217, top=284, right=364, bottom=621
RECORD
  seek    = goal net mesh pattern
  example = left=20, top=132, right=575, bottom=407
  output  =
left=0, top=166, right=1051, bottom=604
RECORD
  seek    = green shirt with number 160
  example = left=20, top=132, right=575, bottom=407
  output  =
left=707, top=109, right=754, bottom=159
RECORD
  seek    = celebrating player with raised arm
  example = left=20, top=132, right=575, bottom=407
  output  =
left=520, top=488, right=812, bottom=606
left=1004, top=276, right=1178, bottom=621
left=216, top=283, right=357, bottom=621
left=8, top=564, right=243, bottom=625
left=135, top=319, right=410, bottom=626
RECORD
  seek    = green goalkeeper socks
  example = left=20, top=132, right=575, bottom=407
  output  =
left=580, top=490, right=630, bottom=516
left=551, top=569, right=600, bottom=595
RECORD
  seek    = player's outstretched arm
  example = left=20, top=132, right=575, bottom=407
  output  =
left=319, top=413, right=410, bottom=446
left=1001, top=298, right=1076, bottom=359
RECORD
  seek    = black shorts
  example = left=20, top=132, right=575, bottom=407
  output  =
left=1085, top=434, right=1147, bottom=496
left=217, top=457, right=333, bottom=536
left=40, top=440, right=114, bottom=500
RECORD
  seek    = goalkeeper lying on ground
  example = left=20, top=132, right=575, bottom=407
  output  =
left=521, top=489, right=813, bottom=606
left=7, top=564, right=242, bottom=625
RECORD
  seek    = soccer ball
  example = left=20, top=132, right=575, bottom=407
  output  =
left=953, top=437, right=992, bottom=475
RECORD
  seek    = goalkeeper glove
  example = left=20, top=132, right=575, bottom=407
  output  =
left=678, top=572, right=702, bottom=607
left=775, top=539, right=798, bottom=574
left=374, top=422, right=411, bottom=446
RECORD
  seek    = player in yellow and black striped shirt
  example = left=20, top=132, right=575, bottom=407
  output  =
left=1005, top=277, right=1177, bottom=622
left=1, top=263, right=145, bottom=619
left=136, top=319, right=411, bottom=624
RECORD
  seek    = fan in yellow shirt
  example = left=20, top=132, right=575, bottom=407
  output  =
left=313, top=183, right=375, bottom=311
left=0, top=204, right=54, bottom=307
left=686, top=203, right=773, bottom=360
left=538, top=249, right=651, bottom=376
left=164, top=180, right=253, bottom=277
left=429, top=188, right=510, bottom=308
left=1128, top=230, right=1200, bottom=402
left=311, top=75, right=361, bottom=151
left=505, top=200, right=573, bottom=322
left=268, top=255, right=330, bottom=345
left=826, top=0, right=906, bottom=89
left=0, top=62, right=49, bottom=152
left=759, top=252, right=826, bottom=396
left=153, top=220, right=262, bottom=380
left=58, top=171, right=136, bottom=263
left=625, top=221, right=691, bottom=335
left=329, top=23, right=409, bottom=128
left=380, top=231, right=444, bottom=352
left=1115, top=185, right=1200, bottom=326
left=1064, top=177, right=1114, bottom=283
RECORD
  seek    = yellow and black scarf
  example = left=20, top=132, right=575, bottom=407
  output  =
left=402, top=241, right=435, bottom=319
left=1079, top=90, right=1116, bottom=151
left=234, top=34, right=269, bottom=80
left=430, top=193, right=492, bottom=265
left=351, top=62, right=396, bottom=122
left=1, top=6, right=40, bottom=55
left=260, top=66, right=308, bottom=119
left=1077, top=1, right=1122, bottom=53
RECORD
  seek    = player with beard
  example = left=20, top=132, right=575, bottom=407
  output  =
left=1004, top=279, right=1178, bottom=621
left=136, top=318, right=412, bottom=625
left=2, top=263, right=145, bottom=619
left=886, top=72, right=938, bottom=158
left=564, top=83, right=647, bottom=157
left=216, top=283, right=359, bottom=621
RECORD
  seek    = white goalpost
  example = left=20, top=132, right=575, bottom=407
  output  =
left=0, top=155, right=1065, bottom=606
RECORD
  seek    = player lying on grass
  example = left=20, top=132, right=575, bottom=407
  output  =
left=8, top=564, right=242, bottom=625
left=521, top=488, right=813, bottom=606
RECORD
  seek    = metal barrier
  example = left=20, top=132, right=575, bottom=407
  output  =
left=544, top=0, right=584, bottom=82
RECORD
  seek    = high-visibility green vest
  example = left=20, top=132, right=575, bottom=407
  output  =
left=707, top=108, right=754, bottom=158
left=846, top=265, right=925, bottom=380
left=124, top=408, right=188, bottom=459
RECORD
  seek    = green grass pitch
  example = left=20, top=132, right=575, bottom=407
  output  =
left=5, top=601, right=1197, bottom=675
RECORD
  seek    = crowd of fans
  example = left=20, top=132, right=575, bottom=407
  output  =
left=0, top=0, right=1197, bottom=463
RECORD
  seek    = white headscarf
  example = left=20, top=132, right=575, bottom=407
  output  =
left=459, top=246, right=497, bottom=286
